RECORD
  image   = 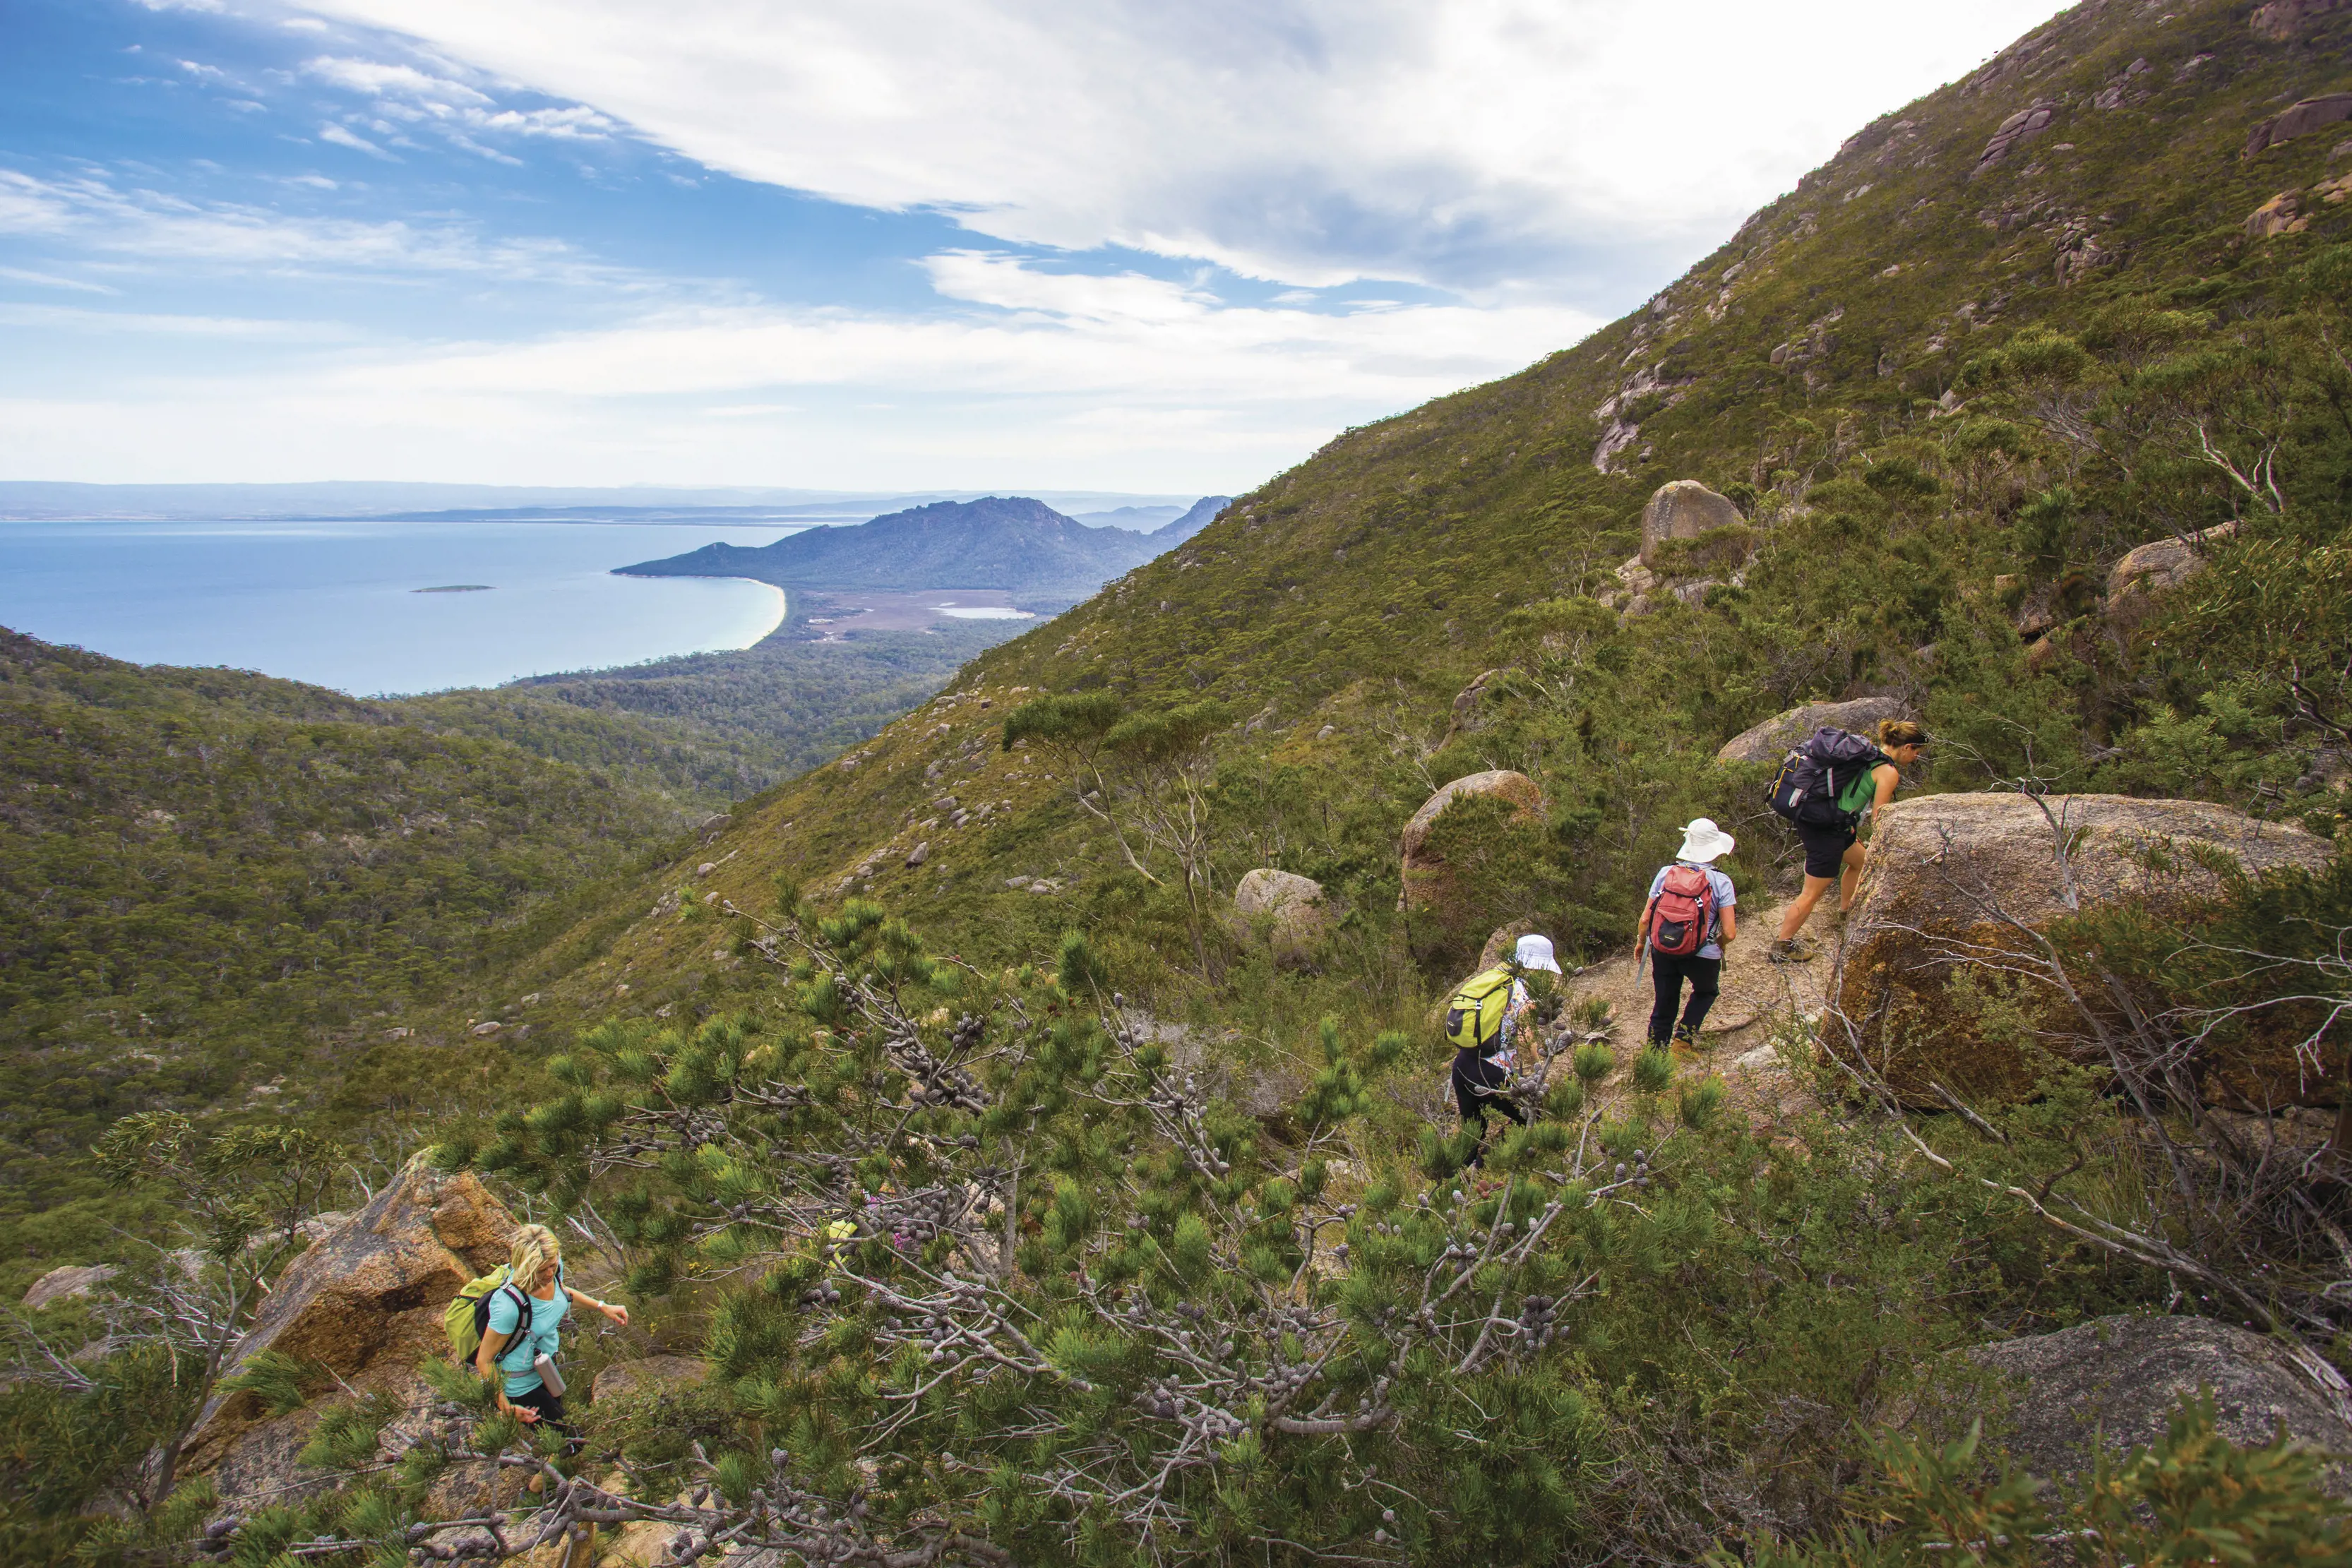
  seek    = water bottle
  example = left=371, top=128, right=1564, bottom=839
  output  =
left=532, top=1352, right=566, bottom=1398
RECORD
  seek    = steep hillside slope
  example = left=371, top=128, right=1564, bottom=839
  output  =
left=621, top=495, right=1183, bottom=595
left=0, top=631, right=735, bottom=1253
left=461, top=0, right=2352, bottom=1027
left=417, top=614, right=1026, bottom=795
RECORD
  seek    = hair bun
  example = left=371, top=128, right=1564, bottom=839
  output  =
left=1876, top=718, right=1928, bottom=748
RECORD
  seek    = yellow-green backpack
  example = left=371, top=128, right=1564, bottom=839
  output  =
left=443, top=1265, right=525, bottom=1365
left=1443, top=964, right=1520, bottom=1053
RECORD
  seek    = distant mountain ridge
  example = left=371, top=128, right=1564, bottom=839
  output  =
left=0, top=481, right=1207, bottom=523
left=619, top=493, right=1231, bottom=594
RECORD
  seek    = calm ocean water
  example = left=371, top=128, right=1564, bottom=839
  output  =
left=0, top=518, right=793, bottom=696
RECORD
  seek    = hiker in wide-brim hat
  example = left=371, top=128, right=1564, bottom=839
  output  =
left=1637, top=819, right=1739, bottom=1052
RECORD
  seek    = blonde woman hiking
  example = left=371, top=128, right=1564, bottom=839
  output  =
left=474, top=1223, right=630, bottom=1478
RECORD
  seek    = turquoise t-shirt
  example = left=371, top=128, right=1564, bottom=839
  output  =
left=485, top=1271, right=569, bottom=1396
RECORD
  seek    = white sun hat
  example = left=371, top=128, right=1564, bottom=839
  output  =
left=1513, top=933, right=1563, bottom=974
left=1676, top=818, right=1736, bottom=864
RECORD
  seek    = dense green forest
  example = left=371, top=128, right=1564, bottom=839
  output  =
left=472, top=616, right=1024, bottom=786
left=0, top=630, right=703, bottom=1260
left=0, top=610, right=1023, bottom=1283
left=8, top=0, right=2352, bottom=1562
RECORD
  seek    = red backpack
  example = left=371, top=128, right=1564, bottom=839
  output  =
left=1649, top=864, right=1717, bottom=957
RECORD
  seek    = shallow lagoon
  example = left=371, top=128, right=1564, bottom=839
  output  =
left=0, top=518, right=793, bottom=695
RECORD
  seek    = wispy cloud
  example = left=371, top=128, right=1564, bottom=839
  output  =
left=318, top=123, right=394, bottom=158
left=0, top=302, right=347, bottom=337
left=292, top=0, right=2059, bottom=295
left=0, top=251, right=1599, bottom=486
left=0, top=265, right=120, bottom=295
left=0, top=169, right=650, bottom=287
left=336, top=251, right=1601, bottom=405
left=302, top=52, right=616, bottom=148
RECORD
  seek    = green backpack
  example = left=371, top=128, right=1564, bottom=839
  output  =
left=443, top=1264, right=527, bottom=1366
left=1443, top=964, right=1520, bottom=1053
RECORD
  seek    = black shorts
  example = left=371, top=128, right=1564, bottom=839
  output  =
left=508, top=1383, right=583, bottom=1454
left=1797, top=818, right=1856, bottom=879
left=1450, top=1049, right=1524, bottom=1126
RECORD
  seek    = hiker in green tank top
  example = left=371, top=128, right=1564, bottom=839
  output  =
left=1771, top=719, right=1928, bottom=962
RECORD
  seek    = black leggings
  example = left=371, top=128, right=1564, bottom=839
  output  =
left=1452, top=1050, right=1526, bottom=1165
left=508, top=1383, right=583, bottom=1457
left=1648, top=952, right=1721, bottom=1044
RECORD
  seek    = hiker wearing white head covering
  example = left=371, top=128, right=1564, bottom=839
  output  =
left=1637, top=819, right=1739, bottom=1051
left=1447, top=932, right=1563, bottom=1167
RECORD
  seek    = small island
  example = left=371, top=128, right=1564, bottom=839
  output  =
left=411, top=584, right=494, bottom=593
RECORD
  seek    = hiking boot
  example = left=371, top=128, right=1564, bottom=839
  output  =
left=1671, top=1023, right=1702, bottom=1055
left=1768, top=937, right=1816, bottom=964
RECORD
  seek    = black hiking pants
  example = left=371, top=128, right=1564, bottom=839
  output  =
left=1647, top=951, right=1721, bottom=1045
left=508, top=1383, right=583, bottom=1457
left=1452, top=1048, right=1526, bottom=1166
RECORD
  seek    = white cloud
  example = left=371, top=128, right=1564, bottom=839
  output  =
left=0, top=169, right=639, bottom=286
left=0, top=253, right=1598, bottom=488
left=288, top=0, right=2060, bottom=293
left=301, top=54, right=616, bottom=144
left=305, top=56, right=491, bottom=102
left=0, top=302, right=345, bottom=337
left=0, top=265, right=119, bottom=294
left=318, top=123, right=393, bottom=157
left=336, top=253, right=1597, bottom=403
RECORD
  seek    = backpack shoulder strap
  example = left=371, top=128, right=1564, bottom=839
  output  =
left=497, top=1282, right=535, bottom=1353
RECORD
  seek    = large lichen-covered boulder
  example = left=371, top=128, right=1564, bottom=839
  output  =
left=184, top=1154, right=517, bottom=1501
left=1715, top=696, right=1911, bottom=765
left=1231, top=868, right=1342, bottom=969
left=1639, top=481, right=1746, bottom=568
left=1969, top=1315, right=2352, bottom=1495
left=1401, top=772, right=1546, bottom=966
left=21, top=1263, right=117, bottom=1310
left=2106, top=520, right=2235, bottom=608
left=1834, top=794, right=2333, bottom=1103
left=2244, top=90, right=2352, bottom=157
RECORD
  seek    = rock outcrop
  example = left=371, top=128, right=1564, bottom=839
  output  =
left=1835, top=794, right=2334, bottom=1103
left=592, top=1354, right=708, bottom=1404
left=1639, top=481, right=1745, bottom=568
left=2245, top=91, right=2352, bottom=158
left=1971, top=1315, right=2352, bottom=1493
left=2251, top=0, right=2352, bottom=40
left=1231, top=869, right=1342, bottom=969
left=21, top=1263, right=117, bottom=1310
left=2107, top=521, right=2237, bottom=604
left=1474, top=920, right=1541, bottom=973
left=184, top=1154, right=517, bottom=1501
left=1443, top=669, right=1503, bottom=738
left=2246, top=190, right=2309, bottom=237
left=1975, top=100, right=2057, bottom=173
left=1400, top=771, right=1546, bottom=965
left=1715, top=696, right=1911, bottom=765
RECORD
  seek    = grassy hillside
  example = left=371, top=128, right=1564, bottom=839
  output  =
left=462, top=0, right=2351, bottom=1039
left=16, top=6, right=2352, bottom=1562
left=0, top=630, right=716, bottom=1252
left=466, top=614, right=1025, bottom=788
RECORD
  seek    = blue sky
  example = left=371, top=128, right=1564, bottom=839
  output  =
left=0, top=0, right=2060, bottom=492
